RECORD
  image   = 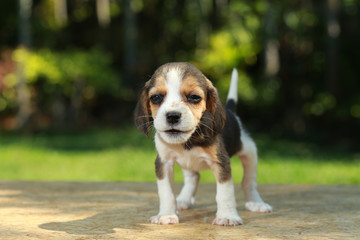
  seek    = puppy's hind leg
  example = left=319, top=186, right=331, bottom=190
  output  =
left=176, top=169, right=200, bottom=210
left=238, top=131, right=272, bottom=213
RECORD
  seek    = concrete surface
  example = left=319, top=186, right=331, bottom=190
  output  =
left=0, top=181, right=359, bottom=239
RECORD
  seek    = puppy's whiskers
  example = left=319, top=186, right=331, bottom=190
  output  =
left=135, top=115, right=153, bottom=119
left=198, top=121, right=214, bottom=133
left=137, top=120, right=154, bottom=131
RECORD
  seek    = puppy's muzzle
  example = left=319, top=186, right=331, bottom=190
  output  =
left=166, top=112, right=181, bottom=125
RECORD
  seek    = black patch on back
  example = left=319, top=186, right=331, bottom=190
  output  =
left=221, top=109, right=242, bottom=157
left=225, top=99, right=237, bottom=113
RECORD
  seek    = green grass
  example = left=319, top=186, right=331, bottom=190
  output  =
left=0, top=127, right=359, bottom=184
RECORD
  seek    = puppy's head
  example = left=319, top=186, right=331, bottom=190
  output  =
left=134, top=62, right=225, bottom=144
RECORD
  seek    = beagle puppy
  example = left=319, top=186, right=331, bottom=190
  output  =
left=134, top=62, right=272, bottom=226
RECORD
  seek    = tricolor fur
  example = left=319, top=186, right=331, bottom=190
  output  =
left=135, top=62, right=272, bottom=226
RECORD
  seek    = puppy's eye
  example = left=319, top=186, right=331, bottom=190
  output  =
left=150, top=94, right=164, bottom=105
left=187, top=94, right=202, bottom=104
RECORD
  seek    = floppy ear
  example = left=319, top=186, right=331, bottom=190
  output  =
left=134, top=82, right=152, bottom=137
left=206, top=80, right=226, bottom=135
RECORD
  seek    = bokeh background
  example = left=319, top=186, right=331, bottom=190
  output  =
left=0, top=0, right=359, bottom=183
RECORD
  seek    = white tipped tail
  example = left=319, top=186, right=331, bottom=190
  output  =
left=226, top=68, right=238, bottom=103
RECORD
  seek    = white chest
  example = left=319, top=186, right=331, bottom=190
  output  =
left=155, top=134, right=212, bottom=171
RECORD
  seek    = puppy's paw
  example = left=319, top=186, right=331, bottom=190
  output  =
left=150, top=214, right=179, bottom=225
left=176, top=196, right=195, bottom=210
left=212, top=215, right=243, bottom=226
left=245, top=201, right=273, bottom=213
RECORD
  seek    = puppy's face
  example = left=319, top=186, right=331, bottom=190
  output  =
left=135, top=63, right=225, bottom=145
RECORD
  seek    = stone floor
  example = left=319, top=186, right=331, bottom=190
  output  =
left=0, top=181, right=359, bottom=239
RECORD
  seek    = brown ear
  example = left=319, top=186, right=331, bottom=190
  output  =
left=206, top=80, right=226, bottom=135
left=134, top=82, right=152, bottom=137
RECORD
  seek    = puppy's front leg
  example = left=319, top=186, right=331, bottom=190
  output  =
left=211, top=162, right=243, bottom=226
left=150, top=155, right=179, bottom=224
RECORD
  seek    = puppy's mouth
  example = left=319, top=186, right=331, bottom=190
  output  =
left=164, top=128, right=193, bottom=136
left=159, top=128, right=195, bottom=144
left=165, top=129, right=185, bottom=135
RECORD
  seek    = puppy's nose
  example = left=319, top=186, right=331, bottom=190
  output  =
left=166, top=112, right=181, bottom=125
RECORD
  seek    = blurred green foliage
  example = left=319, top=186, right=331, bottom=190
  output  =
left=0, top=0, right=359, bottom=146
left=4, top=47, right=121, bottom=93
left=13, top=48, right=119, bottom=92
left=194, top=0, right=266, bottom=102
left=0, top=47, right=122, bottom=126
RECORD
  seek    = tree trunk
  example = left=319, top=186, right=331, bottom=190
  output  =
left=326, top=0, right=340, bottom=97
left=123, top=0, right=136, bottom=87
left=16, top=0, right=32, bottom=129
left=264, top=0, right=279, bottom=77
left=196, top=0, right=209, bottom=48
left=54, top=0, right=67, bottom=25
left=96, top=0, right=110, bottom=28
